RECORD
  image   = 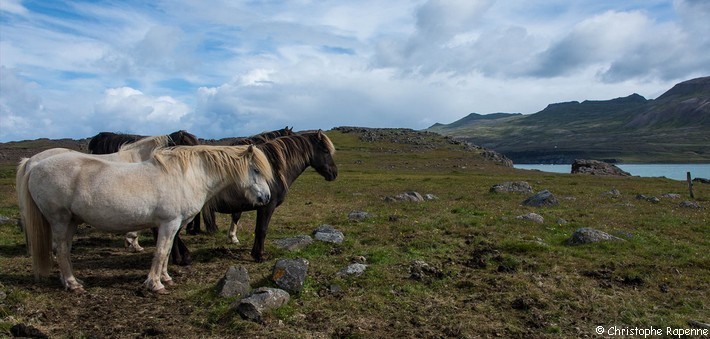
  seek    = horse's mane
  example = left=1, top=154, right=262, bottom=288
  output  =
left=119, top=135, right=172, bottom=152
left=258, top=131, right=335, bottom=183
left=152, top=145, right=273, bottom=184
left=230, top=127, right=293, bottom=146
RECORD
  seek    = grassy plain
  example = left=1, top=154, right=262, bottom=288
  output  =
left=0, top=129, right=708, bottom=337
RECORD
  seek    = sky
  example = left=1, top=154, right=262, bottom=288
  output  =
left=1, top=0, right=709, bottom=142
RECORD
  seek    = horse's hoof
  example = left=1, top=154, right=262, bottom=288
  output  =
left=154, top=288, right=170, bottom=295
left=164, top=279, right=175, bottom=286
left=70, top=286, right=86, bottom=294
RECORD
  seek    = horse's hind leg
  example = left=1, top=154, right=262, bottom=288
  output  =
left=228, top=212, right=242, bottom=244
left=53, top=221, right=83, bottom=292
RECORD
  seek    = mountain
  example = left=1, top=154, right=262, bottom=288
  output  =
left=427, top=76, right=710, bottom=164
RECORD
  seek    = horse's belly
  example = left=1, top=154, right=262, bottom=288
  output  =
left=74, top=206, right=158, bottom=232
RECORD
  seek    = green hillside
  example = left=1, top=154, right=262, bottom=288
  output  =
left=428, top=76, right=710, bottom=164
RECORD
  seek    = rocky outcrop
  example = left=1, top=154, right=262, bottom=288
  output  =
left=571, top=159, right=631, bottom=176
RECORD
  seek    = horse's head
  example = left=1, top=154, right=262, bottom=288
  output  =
left=242, top=145, right=273, bottom=205
left=308, top=130, right=338, bottom=181
left=168, top=130, right=200, bottom=146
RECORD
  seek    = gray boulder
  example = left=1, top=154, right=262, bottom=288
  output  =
left=348, top=211, right=372, bottom=221
left=679, top=201, right=701, bottom=209
left=385, top=191, right=424, bottom=202
left=313, top=225, right=344, bottom=244
left=336, top=263, right=368, bottom=277
left=272, top=258, right=309, bottom=293
left=516, top=212, right=544, bottom=224
left=216, top=266, right=251, bottom=298
left=522, top=190, right=559, bottom=207
left=571, top=159, right=631, bottom=176
left=490, top=181, right=533, bottom=194
left=273, top=235, right=313, bottom=251
left=235, top=287, right=290, bottom=323
left=567, top=228, right=624, bottom=245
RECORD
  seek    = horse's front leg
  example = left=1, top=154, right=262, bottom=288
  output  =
left=124, top=231, right=144, bottom=252
left=228, top=212, right=243, bottom=244
left=251, top=206, right=275, bottom=262
left=144, top=220, right=181, bottom=294
left=53, top=221, right=83, bottom=293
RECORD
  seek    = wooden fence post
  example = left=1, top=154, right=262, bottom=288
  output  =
left=687, top=172, right=694, bottom=199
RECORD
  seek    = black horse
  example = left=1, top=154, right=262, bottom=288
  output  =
left=88, top=130, right=199, bottom=154
left=186, top=126, right=294, bottom=235
left=172, top=130, right=337, bottom=263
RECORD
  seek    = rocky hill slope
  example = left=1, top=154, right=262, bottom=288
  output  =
left=428, top=76, right=710, bottom=163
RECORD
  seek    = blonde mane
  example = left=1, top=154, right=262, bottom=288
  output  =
left=152, top=145, right=274, bottom=184
left=118, top=135, right=172, bottom=152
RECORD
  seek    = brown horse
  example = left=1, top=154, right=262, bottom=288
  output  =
left=173, top=130, right=337, bottom=262
left=186, top=126, right=294, bottom=235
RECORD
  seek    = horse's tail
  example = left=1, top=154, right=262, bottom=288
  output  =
left=202, top=204, right=218, bottom=234
left=16, top=158, right=29, bottom=231
left=18, top=166, right=53, bottom=281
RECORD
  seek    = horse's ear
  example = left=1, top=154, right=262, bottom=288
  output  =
left=317, top=129, right=324, bottom=140
left=247, top=144, right=254, bottom=154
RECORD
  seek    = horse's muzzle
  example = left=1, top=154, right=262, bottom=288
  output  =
left=257, top=192, right=271, bottom=205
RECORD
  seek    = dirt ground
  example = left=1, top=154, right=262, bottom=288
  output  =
left=2, top=223, right=280, bottom=338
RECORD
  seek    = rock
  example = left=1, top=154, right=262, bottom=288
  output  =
left=522, top=190, right=559, bottom=207
left=661, top=193, right=681, bottom=199
left=348, top=211, right=372, bottom=221
left=516, top=212, right=544, bottom=224
left=0, top=215, right=12, bottom=225
left=489, top=181, right=533, bottom=194
left=636, top=194, right=660, bottom=203
left=273, top=235, right=313, bottom=251
left=10, top=324, right=48, bottom=338
left=571, top=159, right=631, bottom=176
left=556, top=218, right=569, bottom=225
left=387, top=191, right=424, bottom=202
left=679, top=201, right=701, bottom=209
left=424, top=193, right=439, bottom=200
left=602, top=188, right=621, bottom=197
left=235, top=287, right=290, bottom=323
left=409, top=260, right=443, bottom=281
left=567, top=228, right=624, bottom=245
left=313, top=225, right=344, bottom=244
left=336, top=263, right=367, bottom=277
left=351, top=255, right=367, bottom=264
left=272, top=258, right=309, bottom=293
left=216, top=266, right=251, bottom=298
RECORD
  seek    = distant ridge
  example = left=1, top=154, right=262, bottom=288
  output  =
left=427, top=76, right=710, bottom=164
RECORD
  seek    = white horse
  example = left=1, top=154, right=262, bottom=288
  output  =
left=19, top=145, right=272, bottom=293
left=16, top=135, right=176, bottom=253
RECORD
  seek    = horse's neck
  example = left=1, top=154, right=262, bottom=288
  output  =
left=117, top=145, right=156, bottom=162
left=280, top=156, right=311, bottom=187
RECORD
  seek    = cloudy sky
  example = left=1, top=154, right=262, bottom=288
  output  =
left=1, top=0, right=708, bottom=142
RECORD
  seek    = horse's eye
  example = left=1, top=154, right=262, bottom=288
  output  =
left=253, top=168, right=261, bottom=174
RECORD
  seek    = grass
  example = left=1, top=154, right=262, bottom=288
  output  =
left=0, top=129, right=708, bottom=337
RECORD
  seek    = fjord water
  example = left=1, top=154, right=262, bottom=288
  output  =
left=514, top=164, right=710, bottom=181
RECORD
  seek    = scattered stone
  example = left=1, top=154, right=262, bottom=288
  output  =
left=351, top=256, right=367, bottom=264
left=336, top=263, right=368, bottom=277
left=679, top=201, right=701, bottom=209
left=409, top=260, right=444, bottom=281
left=567, top=228, right=624, bottom=245
left=661, top=193, right=681, bottom=199
left=602, top=188, right=621, bottom=197
left=612, top=230, right=634, bottom=239
left=348, top=211, right=372, bottom=221
left=385, top=191, right=424, bottom=202
left=216, top=266, right=251, bottom=298
left=571, top=159, right=631, bottom=176
left=0, top=215, right=12, bottom=225
left=273, top=235, right=313, bottom=251
left=272, top=258, right=309, bottom=294
left=10, top=323, right=48, bottom=338
left=516, top=212, right=544, bottom=224
left=313, top=225, right=344, bottom=244
left=489, top=181, right=533, bottom=194
left=235, top=287, right=290, bottom=323
left=636, top=194, right=660, bottom=203
left=424, top=194, right=439, bottom=200
left=556, top=218, right=569, bottom=225
left=522, top=190, right=559, bottom=207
